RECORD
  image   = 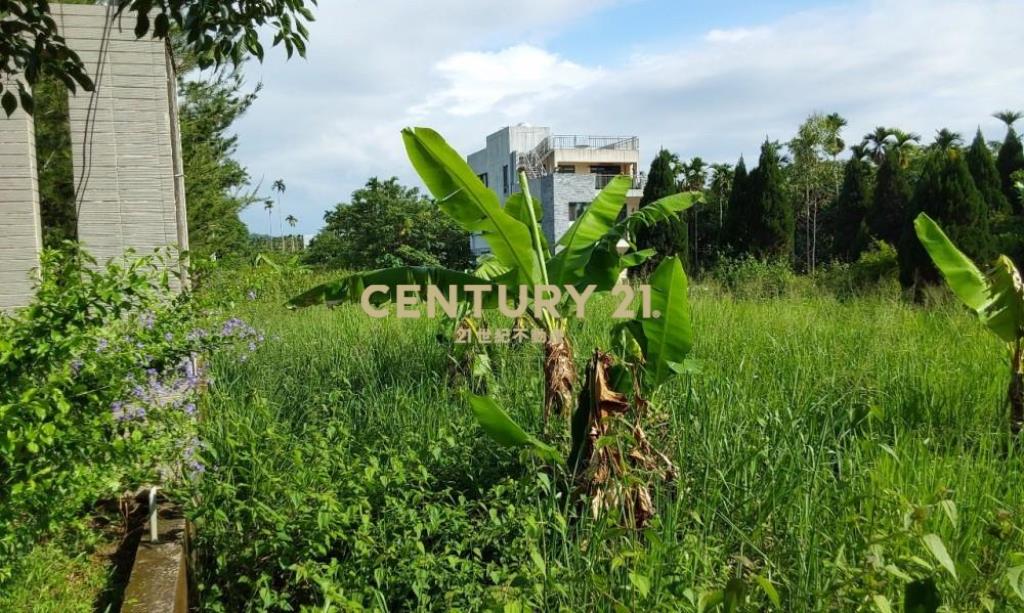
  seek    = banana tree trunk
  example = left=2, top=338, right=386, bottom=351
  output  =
left=543, top=333, right=577, bottom=424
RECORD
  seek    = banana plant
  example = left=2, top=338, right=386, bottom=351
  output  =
left=472, top=255, right=694, bottom=527
left=914, top=213, right=1024, bottom=434
left=290, top=127, right=701, bottom=420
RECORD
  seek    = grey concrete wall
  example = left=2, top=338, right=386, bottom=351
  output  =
left=0, top=97, right=43, bottom=310
left=55, top=3, right=187, bottom=281
left=550, top=174, right=601, bottom=244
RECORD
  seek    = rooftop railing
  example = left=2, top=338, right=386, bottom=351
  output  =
left=548, top=135, right=639, bottom=151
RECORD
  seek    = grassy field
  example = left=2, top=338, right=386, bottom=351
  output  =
left=186, top=280, right=1024, bottom=611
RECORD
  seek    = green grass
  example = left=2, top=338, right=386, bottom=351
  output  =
left=0, top=543, right=112, bottom=613
left=187, top=283, right=1024, bottom=611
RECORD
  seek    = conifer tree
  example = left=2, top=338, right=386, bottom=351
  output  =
left=995, top=111, right=1024, bottom=212
left=747, top=140, right=793, bottom=259
left=967, top=129, right=1011, bottom=214
left=724, top=156, right=750, bottom=254
left=636, top=149, right=686, bottom=271
left=829, top=144, right=873, bottom=262
left=868, top=148, right=914, bottom=246
left=899, top=132, right=992, bottom=288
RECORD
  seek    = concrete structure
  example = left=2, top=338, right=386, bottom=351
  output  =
left=467, top=125, right=645, bottom=255
left=0, top=98, right=44, bottom=310
left=58, top=3, right=189, bottom=278
left=0, top=4, right=188, bottom=309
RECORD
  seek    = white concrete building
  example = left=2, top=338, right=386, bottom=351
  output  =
left=466, top=125, right=645, bottom=256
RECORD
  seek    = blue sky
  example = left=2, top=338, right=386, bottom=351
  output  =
left=233, top=0, right=1024, bottom=236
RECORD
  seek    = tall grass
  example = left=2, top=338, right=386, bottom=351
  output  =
left=187, top=279, right=1024, bottom=611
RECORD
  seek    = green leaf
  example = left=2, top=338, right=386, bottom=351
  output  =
left=723, top=578, right=746, bottom=612
left=1007, top=564, right=1024, bottom=601
left=904, top=577, right=941, bottom=613
left=287, top=266, right=498, bottom=309
left=641, top=256, right=693, bottom=388
left=504, top=192, right=548, bottom=255
left=134, top=12, right=150, bottom=38
left=402, top=128, right=541, bottom=284
left=754, top=575, right=781, bottom=608
left=619, top=248, right=656, bottom=268
left=606, top=191, right=701, bottom=242
left=628, top=572, right=651, bottom=598
left=922, top=533, right=957, bottom=580
left=979, top=256, right=1024, bottom=344
left=915, top=213, right=1024, bottom=343
left=871, top=594, right=893, bottom=613
left=914, top=212, right=988, bottom=311
left=467, top=394, right=562, bottom=463
left=547, top=176, right=631, bottom=286
left=473, top=254, right=513, bottom=282
left=1, top=90, right=16, bottom=117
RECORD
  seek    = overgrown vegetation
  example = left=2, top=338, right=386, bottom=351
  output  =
left=0, top=247, right=258, bottom=596
left=185, top=262, right=1024, bottom=610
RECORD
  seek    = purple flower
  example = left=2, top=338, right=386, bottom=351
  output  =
left=183, top=402, right=197, bottom=416
left=95, top=338, right=109, bottom=353
left=188, top=460, right=206, bottom=476
left=164, top=332, right=174, bottom=342
left=141, top=311, right=156, bottom=330
left=247, top=341, right=257, bottom=352
left=70, top=359, right=83, bottom=375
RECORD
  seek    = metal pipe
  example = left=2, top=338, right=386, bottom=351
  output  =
left=149, top=486, right=159, bottom=544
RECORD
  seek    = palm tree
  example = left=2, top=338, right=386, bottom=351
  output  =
left=263, top=199, right=274, bottom=251
left=932, top=128, right=963, bottom=152
left=889, top=130, right=921, bottom=168
left=709, top=163, right=733, bottom=229
left=849, top=143, right=870, bottom=161
left=680, top=157, right=708, bottom=271
left=863, top=126, right=895, bottom=163
left=285, top=214, right=298, bottom=252
left=272, top=179, right=286, bottom=251
left=994, top=110, right=1024, bottom=129
left=823, top=113, right=848, bottom=160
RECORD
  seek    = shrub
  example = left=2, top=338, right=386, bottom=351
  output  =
left=0, top=247, right=258, bottom=581
left=705, top=256, right=801, bottom=299
left=821, top=240, right=901, bottom=298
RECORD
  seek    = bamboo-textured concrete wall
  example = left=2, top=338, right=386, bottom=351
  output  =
left=56, top=3, right=188, bottom=279
left=0, top=100, right=43, bottom=310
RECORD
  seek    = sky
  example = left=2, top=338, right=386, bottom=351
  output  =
left=231, top=0, right=1024, bottom=236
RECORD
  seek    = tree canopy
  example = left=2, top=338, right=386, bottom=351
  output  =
left=1, top=0, right=317, bottom=115
left=304, top=177, right=472, bottom=271
left=635, top=149, right=686, bottom=271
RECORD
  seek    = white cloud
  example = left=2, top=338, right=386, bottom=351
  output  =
left=413, top=45, right=603, bottom=117
left=704, top=27, right=765, bottom=44
left=234, top=0, right=1024, bottom=234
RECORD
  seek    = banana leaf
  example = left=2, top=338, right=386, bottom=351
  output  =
left=467, top=394, right=562, bottom=463
left=914, top=213, right=988, bottom=312
left=604, top=192, right=701, bottom=243
left=915, top=213, right=1024, bottom=343
left=547, top=176, right=632, bottom=286
left=980, top=256, right=1024, bottom=344
left=504, top=192, right=548, bottom=254
left=640, top=256, right=693, bottom=387
left=402, top=127, right=542, bottom=284
left=287, top=266, right=500, bottom=309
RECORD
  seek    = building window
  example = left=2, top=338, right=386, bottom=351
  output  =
left=478, top=172, right=488, bottom=187
left=589, top=164, right=622, bottom=176
left=568, top=202, right=588, bottom=221
left=556, top=164, right=575, bottom=174
left=502, top=165, right=509, bottom=194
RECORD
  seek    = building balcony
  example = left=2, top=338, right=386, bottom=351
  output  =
left=594, top=174, right=646, bottom=191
